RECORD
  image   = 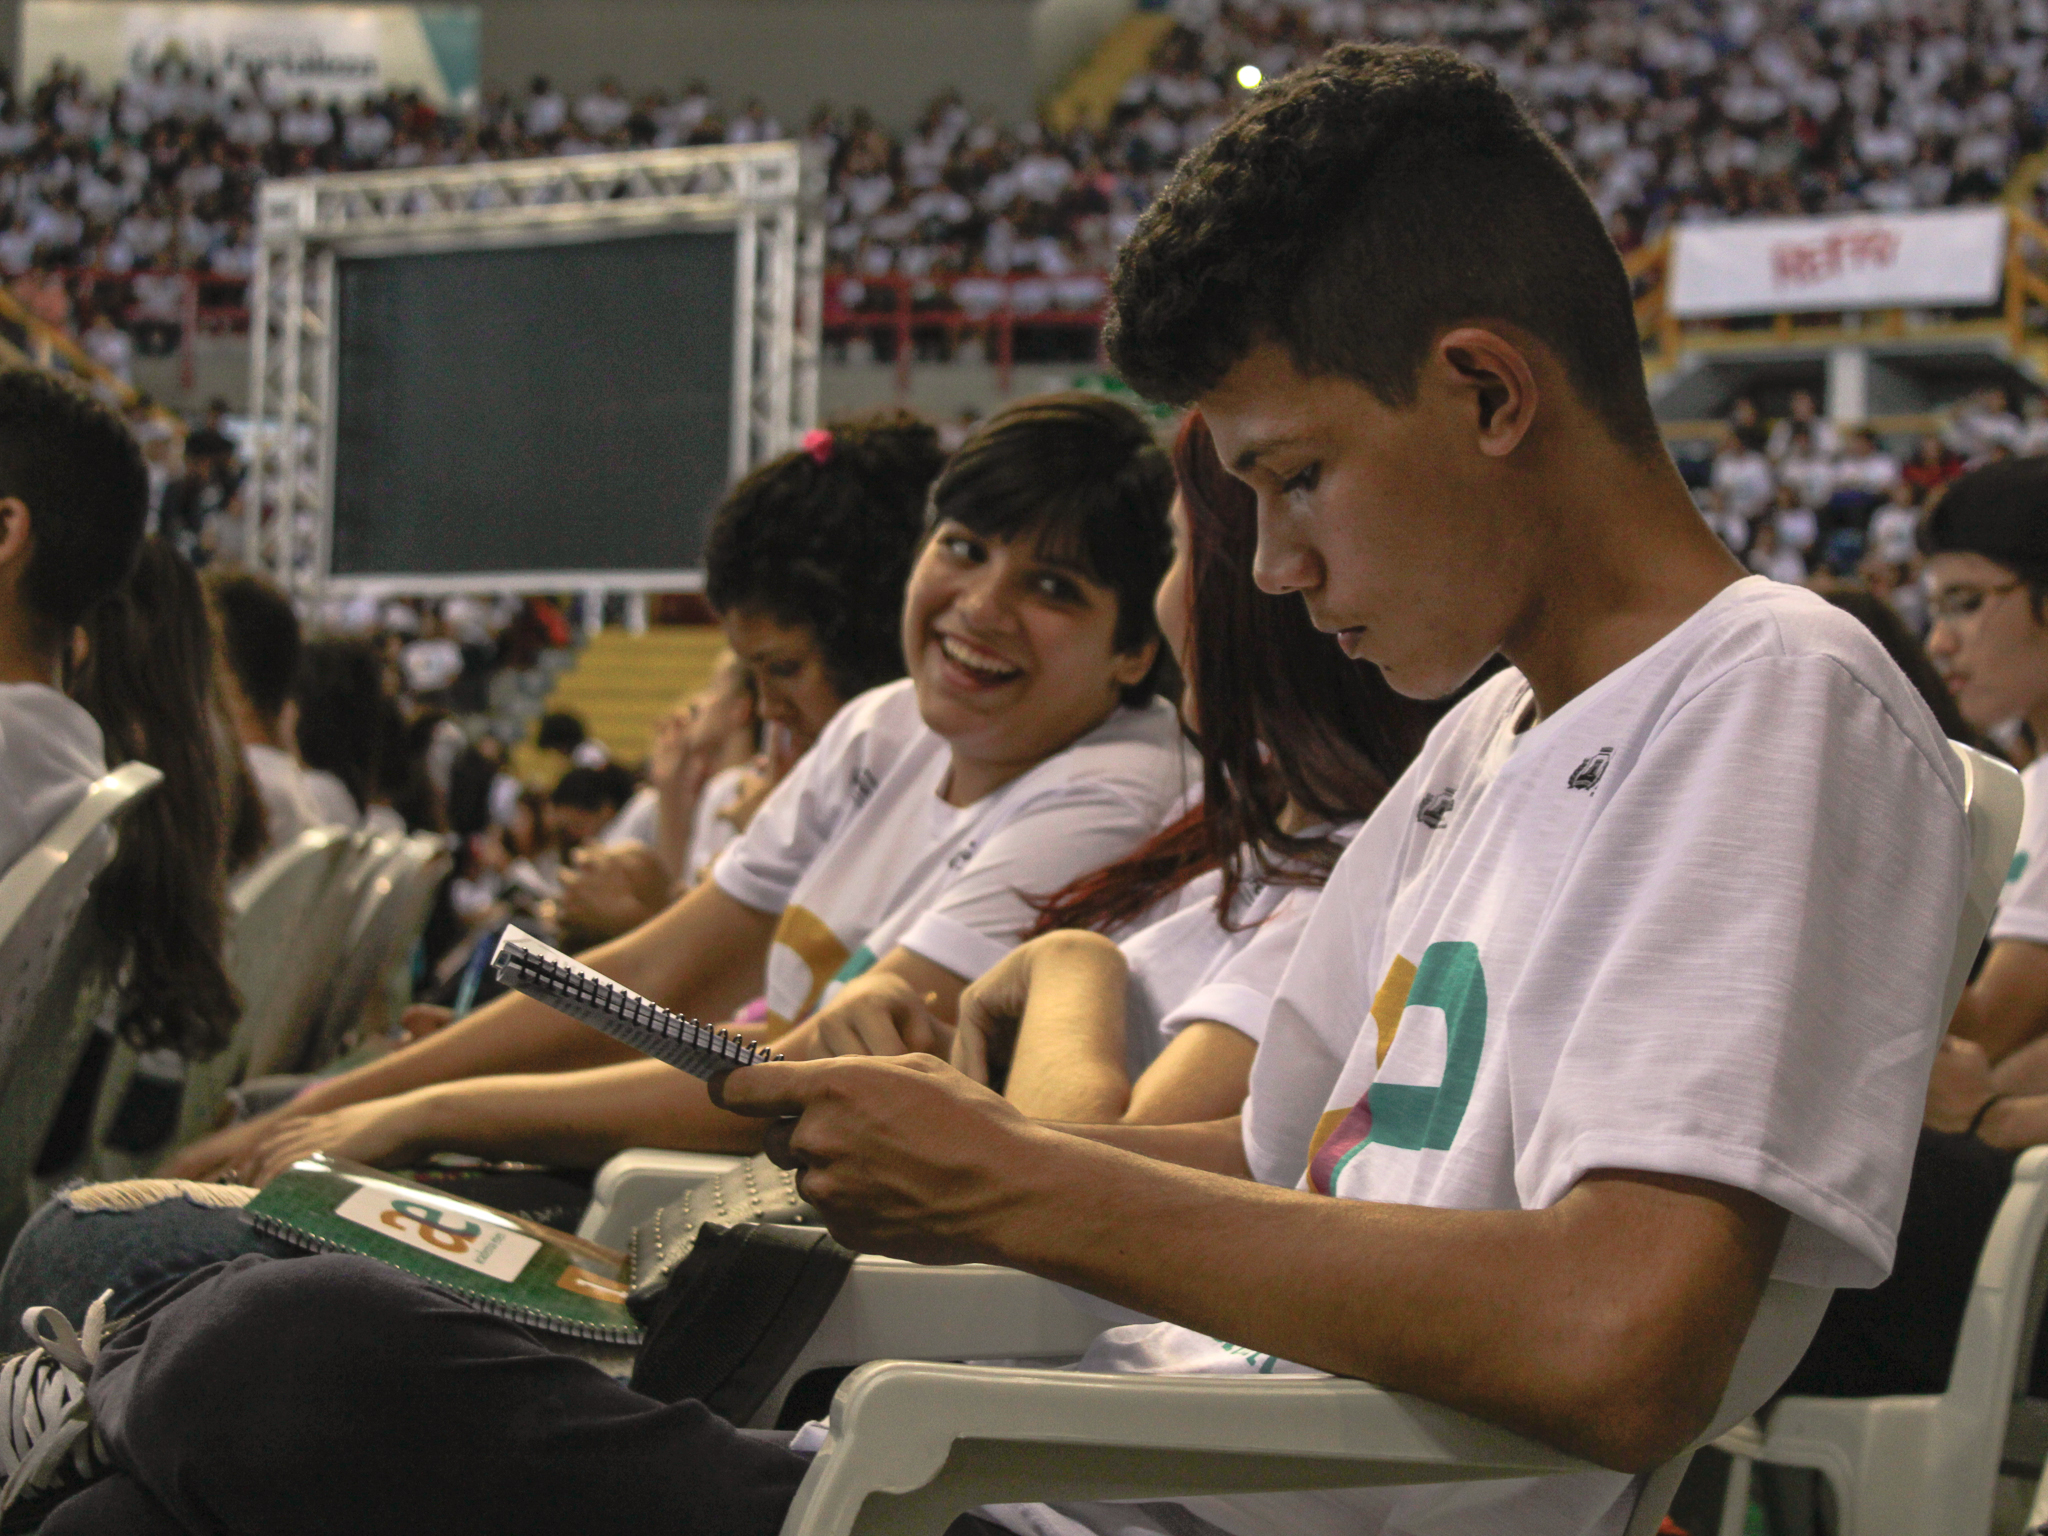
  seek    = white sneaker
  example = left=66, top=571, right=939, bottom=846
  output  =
left=0, top=1290, right=114, bottom=1529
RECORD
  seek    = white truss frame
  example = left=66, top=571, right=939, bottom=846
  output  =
left=245, top=142, right=819, bottom=598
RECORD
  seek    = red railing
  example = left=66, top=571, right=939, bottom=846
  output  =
left=824, top=272, right=1107, bottom=394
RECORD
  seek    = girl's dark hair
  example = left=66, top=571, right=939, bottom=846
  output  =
left=295, top=638, right=387, bottom=814
left=930, top=392, right=1175, bottom=707
left=1035, top=413, right=1442, bottom=936
left=70, top=538, right=240, bottom=1057
left=705, top=411, right=944, bottom=701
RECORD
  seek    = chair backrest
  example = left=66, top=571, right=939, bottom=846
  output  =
left=0, top=764, right=162, bottom=1241
left=1624, top=740, right=2024, bottom=1534
left=295, top=832, right=450, bottom=1070
left=172, top=826, right=357, bottom=1145
left=244, top=830, right=393, bottom=1078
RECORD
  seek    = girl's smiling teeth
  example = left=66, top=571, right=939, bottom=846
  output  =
left=938, top=631, right=1023, bottom=683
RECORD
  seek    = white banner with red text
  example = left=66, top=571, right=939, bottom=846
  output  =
left=1668, top=207, right=2008, bottom=318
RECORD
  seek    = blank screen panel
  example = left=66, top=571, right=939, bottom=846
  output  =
left=332, top=229, right=736, bottom=577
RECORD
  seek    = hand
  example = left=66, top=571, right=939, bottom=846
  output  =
left=806, top=972, right=954, bottom=1060
left=1926, top=1034, right=1998, bottom=1135
left=242, top=1096, right=441, bottom=1186
left=647, top=708, right=714, bottom=803
left=952, top=942, right=1037, bottom=1085
left=158, top=1104, right=293, bottom=1181
left=710, top=1054, right=1055, bottom=1264
left=397, top=1004, right=455, bottom=1042
left=559, top=843, right=673, bottom=944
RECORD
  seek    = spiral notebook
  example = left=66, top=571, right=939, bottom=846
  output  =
left=245, top=1154, right=644, bottom=1343
left=489, top=927, right=780, bottom=1078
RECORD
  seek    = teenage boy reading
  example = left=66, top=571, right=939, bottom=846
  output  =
left=0, top=369, right=147, bottom=874
left=0, top=48, right=1970, bottom=1536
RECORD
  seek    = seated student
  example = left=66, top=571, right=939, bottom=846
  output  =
left=143, top=394, right=1189, bottom=1188
left=1916, top=457, right=2048, bottom=1064
left=0, top=370, right=147, bottom=876
left=0, top=51, right=1969, bottom=1536
left=293, top=637, right=398, bottom=833
left=204, top=569, right=327, bottom=850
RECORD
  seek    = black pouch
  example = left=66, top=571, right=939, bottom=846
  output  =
left=627, top=1219, right=856, bottom=1423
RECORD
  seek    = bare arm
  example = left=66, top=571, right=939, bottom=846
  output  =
left=163, top=880, right=779, bottom=1178
left=714, top=1054, right=1787, bottom=1472
left=1949, top=938, right=2048, bottom=1063
left=231, top=943, right=969, bottom=1179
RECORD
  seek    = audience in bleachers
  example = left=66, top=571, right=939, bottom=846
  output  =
left=10, top=0, right=2048, bottom=365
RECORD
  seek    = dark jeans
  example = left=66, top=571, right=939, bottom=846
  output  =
left=37, top=1253, right=1011, bottom=1536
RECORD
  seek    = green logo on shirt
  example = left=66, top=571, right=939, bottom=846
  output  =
left=1307, top=941, right=1491, bottom=1192
left=1362, top=940, right=1489, bottom=1153
left=2012, top=851, right=2030, bottom=885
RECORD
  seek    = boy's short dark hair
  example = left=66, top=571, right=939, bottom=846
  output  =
left=1104, top=44, right=1662, bottom=455
left=929, top=391, right=1174, bottom=705
left=0, top=368, right=149, bottom=644
left=205, top=570, right=302, bottom=723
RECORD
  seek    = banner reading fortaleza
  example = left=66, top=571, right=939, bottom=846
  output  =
left=1668, top=207, right=2009, bottom=318
left=20, top=1, right=480, bottom=108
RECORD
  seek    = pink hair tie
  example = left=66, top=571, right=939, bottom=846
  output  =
left=802, top=428, right=833, bottom=465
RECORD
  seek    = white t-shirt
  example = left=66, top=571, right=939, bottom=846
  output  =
left=686, top=763, right=754, bottom=888
left=0, top=684, right=105, bottom=874
left=714, top=680, right=1195, bottom=1027
left=601, top=785, right=660, bottom=851
left=990, top=578, right=1969, bottom=1536
left=246, top=744, right=330, bottom=849
left=1117, top=844, right=1346, bottom=1078
left=304, top=768, right=360, bottom=828
left=1990, top=757, right=2048, bottom=947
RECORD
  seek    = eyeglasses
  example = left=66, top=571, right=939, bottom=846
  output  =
left=1928, top=579, right=2025, bottom=621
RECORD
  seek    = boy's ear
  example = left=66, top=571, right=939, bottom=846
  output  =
left=0, top=497, right=31, bottom=570
left=1435, top=328, right=1539, bottom=459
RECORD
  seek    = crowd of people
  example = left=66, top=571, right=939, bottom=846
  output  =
left=7, top=0, right=2048, bottom=363
left=1700, top=383, right=2048, bottom=627
left=4, top=37, right=2048, bottom=1536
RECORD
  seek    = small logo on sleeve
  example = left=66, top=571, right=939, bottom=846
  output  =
left=848, top=766, right=878, bottom=808
left=1567, top=748, right=1613, bottom=793
left=1415, top=788, right=1456, bottom=829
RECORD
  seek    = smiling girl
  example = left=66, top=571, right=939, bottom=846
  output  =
left=144, top=393, right=1192, bottom=1191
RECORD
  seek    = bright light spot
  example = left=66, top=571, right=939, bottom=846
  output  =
left=1236, top=64, right=1263, bottom=90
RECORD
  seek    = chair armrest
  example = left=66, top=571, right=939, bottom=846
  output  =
left=751, top=1258, right=1108, bottom=1427
left=780, top=1361, right=1597, bottom=1536
left=576, top=1149, right=748, bottom=1245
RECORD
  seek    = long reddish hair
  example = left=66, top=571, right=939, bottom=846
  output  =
left=1035, top=413, right=1441, bottom=935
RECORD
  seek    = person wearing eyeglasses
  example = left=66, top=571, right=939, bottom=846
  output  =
left=1924, top=457, right=2048, bottom=1065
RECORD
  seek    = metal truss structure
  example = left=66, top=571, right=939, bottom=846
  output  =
left=245, top=141, right=820, bottom=597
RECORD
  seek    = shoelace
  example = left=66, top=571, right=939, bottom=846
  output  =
left=0, top=1289, right=113, bottom=1517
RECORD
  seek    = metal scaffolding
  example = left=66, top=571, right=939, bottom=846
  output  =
left=244, top=141, right=817, bottom=597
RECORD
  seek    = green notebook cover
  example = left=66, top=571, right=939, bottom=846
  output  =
left=244, top=1154, right=644, bottom=1344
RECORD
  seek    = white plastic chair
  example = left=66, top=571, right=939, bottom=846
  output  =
left=1708, top=743, right=2034, bottom=1536
left=176, top=827, right=359, bottom=1145
left=244, top=830, right=394, bottom=1078
left=39, top=826, right=360, bottom=1188
left=1710, top=1151, right=2048, bottom=1536
left=0, top=764, right=162, bottom=1240
left=295, top=832, right=450, bottom=1071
